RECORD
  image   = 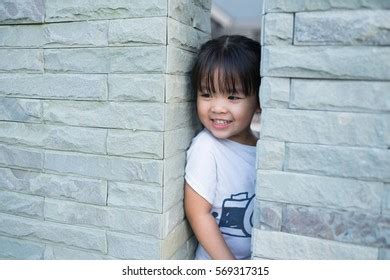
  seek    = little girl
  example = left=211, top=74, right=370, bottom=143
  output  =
left=184, top=35, right=261, bottom=260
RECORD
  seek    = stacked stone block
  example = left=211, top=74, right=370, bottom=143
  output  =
left=253, top=0, right=390, bottom=259
left=0, top=0, right=210, bottom=259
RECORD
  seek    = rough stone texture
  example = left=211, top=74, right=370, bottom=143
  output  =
left=0, top=190, right=44, bottom=219
left=260, top=77, right=290, bottom=108
left=44, top=198, right=163, bottom=238
left=0, top=98, right=41, bottom=123
left=0, top=0, right=44, bottom=24
left=44, top=47, right=166, bottom=74
left=0, top=144, right=43, bottom=170
left=0, top=21, right=108, bottom=48
left=0, top=49, right=43, bottom=73
left=162, top=221, right=192, bottom=259
left=286, top=143, right=390, bottom=181
left=262, top=13, right=294, bottom=45
left=107, top=129, right=163, bottom=159
left=0, top=168, right=107, bottom=206
left=167, top=46, right=196, bottom=74
left=0, top=122, right=106, bottom=154
left=165, top=102, right=195, bottom=131
left=257, top=170, right=383, bottom=214
left=265, top=0, right=390, bottom=13
left=169, top=0, right=211, bottom=33
left=44, top=151, right=163, bottom=184
left=43, top=100, right=164, bottom=131
left=107, top=181, right=162, bottom=213
left=44, top=245, right=113, bottom=260
left=168, top=18, right=209, bottom=51
left=45, top=0, right=167, bottom=22
left=256, top=140, right=285, bottom=170
left=109, top=18, right=166, bottom=46
left=164, top=127, right=196, bottom=158
left=283, top=205, right=390, bottom=248
left=295, top=10, right=390, bottom=45
left=166, top=75, right=192, bottom=103
left=253, top=200, right=283, bottom=230
left=0, top=213, right=107, bottom=252
left=291, top=79, right=390, bottom=113
left=383, top=184, right=390, bottom=216
left=252, top=229, right=378, bottom=259
left=261, top=108, right=386, bottom=147
left=108, top=74, right=165, bottom=102
left=0, top=74, right=107, bottom=100
left=261, top=46, right=390, bottom=80
left=107, top=232, right=161, bottom=259
left=0, top=236, right=45, bottom=260
left=379, top=248, right=390, bottom=260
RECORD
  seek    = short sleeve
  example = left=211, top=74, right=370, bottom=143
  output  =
left=185, top=133, right=217, bottom=204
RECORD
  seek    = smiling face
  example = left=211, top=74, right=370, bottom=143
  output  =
left=197, top=71, right=260, bottom=146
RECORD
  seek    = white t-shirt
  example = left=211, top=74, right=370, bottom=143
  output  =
left=185, top=129, right=257, bottom=260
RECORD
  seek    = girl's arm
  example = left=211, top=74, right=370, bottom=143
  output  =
left=184, top=181, right=235, bottom=260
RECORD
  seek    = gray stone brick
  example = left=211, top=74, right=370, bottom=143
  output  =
left=46, top=0, right=167, bottom=22
left=286, top=143, right=390, bottom=181
left=0, top=190, right=44, bottom=219
left=0, top=98, right=41, bottom=123
left=260, top=77, right=290, bottom=108
left=256, top=140, right=285, bottom=170
left=44, top=151, right=163, bottom=184
left=109, top=18, right=166, bottom=46
left=107, top=129, right=163, bottom=159
left=107, top=181, right=162, bottom=213
left=291, top=79, right=390, bottom=113
left=253, top=200, right=282, bottom=231
left=283, top=205, right=390, bottom=248
left=164, top=127, right=196, bottom=158
left=162, top=202, right=185, bottom=238
left=0, top=49, right=43, bottom=73
left=265, top=0, right=390, bottom=13
left=44, top=47, right=166, bottom=73
left=107, top=231, right=161, bottom=259
left=263, top=13, right=293, bottom=45
left=163, top=176, right=185, bottom=212
left=261, top=108, right=386, bottom=147
left=44, top=245, right=113, bottom=260
left=193, top=0, right=212, bottom=10
left=383, top=184, right=390, bottom=216
left=261, top=46, right=390, bottom=80
left=257, top=170, right=383, bottom=214
left=295, top=10, right=390, bottom=46
left=169, top=0, right=211, bottom=33
left=0, top=168, right=107, bottom=206
left=162, top=220, right=192, bottom=259
left=0, top=213, right=107, bottom=252
left=0, top=74, right=107, bottom=100
left=0, top=0, right=44, bottom=24
left=43, top=100, right=164, bottom=131
left=165, top=102, right=195, bottom=130
left=168, top=18, right=209, bottom=51
left=0, top=236, right=45, bottom=260
left=0, top=144, right=43, bottom=170
left=165, top=75, right=192, bottom=103
left=108, top=74, right=164, bottom=102
left=164, top=153, right=186, bottom=186
left=0, top=122, right=106, bottom=154
left=0, top=21, right=108, bottom=48
left=167, top=46, right=196, bottom=74
left=379, top=248, right=390, bottom=260
left=169, top=236, right=196, bottom=260
left=252, top=229, right=378, bottom=259
left=45, top=198, right=163, bottom=238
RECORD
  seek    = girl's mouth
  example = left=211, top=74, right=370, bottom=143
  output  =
left=211, top=119, right=232, bottom=128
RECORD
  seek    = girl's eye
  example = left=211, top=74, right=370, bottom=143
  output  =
left=227, top=95, right=241, bottom=100
left=200, top=93, right=211, bottom=98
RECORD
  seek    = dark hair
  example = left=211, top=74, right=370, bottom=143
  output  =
left=191, top=35, right=261, bottom=102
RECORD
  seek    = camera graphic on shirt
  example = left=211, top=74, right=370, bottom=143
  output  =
left=218, top=192, right=255, bottom=238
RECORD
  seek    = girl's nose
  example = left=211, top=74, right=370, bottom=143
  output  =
left=210, top=99, right=228, bottom=114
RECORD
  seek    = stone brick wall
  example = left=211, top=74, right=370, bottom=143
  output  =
left=253, top=0, right=390, bottom=259
left=0, top=0, right=210, bottom=259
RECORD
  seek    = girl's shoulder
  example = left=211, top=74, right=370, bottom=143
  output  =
left=190, top=128, right=219, bottom=148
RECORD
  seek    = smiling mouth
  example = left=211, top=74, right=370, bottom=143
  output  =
left=211, top=119, right=232, bottom=128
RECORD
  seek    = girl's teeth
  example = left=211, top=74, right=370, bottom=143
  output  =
left=214, top=120, right=229, bottom=124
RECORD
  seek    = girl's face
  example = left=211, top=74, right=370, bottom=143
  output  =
left=197, top=73, right=260, bottom=146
